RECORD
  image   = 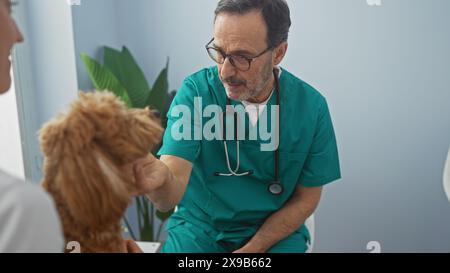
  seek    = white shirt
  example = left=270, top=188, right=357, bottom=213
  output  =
left=0, top=170, right=64, bottom=253
left=241, top=68, right=282, bottom=126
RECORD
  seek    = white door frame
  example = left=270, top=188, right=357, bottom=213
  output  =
left=11, top=0, right=79, bottom=183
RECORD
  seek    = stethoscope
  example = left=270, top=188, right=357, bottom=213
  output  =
left=214, top=69, right=283, bottom=195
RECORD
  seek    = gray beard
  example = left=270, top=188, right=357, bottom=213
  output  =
left=245, top=66, right=274, bottom=103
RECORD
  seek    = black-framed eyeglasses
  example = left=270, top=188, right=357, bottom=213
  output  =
left=205, top=38, right=272, bottom=72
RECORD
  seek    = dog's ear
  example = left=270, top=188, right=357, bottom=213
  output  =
left=126, top=107, right=164, bottom=153
left=39, top=108, right=96, bottom=160
left=56, top=146, right=131, bottom=228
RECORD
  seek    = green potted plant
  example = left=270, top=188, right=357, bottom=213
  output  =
left=81, top=46, right=176, bottom=248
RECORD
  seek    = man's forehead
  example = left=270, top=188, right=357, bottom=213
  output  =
left=213, top=35, right=258, bottom=53
left=213, top=11, right=268, bottom=51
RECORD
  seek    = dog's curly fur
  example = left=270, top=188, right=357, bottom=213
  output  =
left=39, top=91, right=163, bottom=253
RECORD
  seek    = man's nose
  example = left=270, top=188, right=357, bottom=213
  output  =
left=220, top=57, right=237, bottom=80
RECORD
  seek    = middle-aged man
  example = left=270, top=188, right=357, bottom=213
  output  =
left=133, top=0, right=341, bottom=253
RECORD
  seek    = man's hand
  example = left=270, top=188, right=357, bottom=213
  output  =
left=132, top=154, right=193, bottom=212
left=133, top=154, right=171, bottom=196
left=232, top=244, right=264, bottom=253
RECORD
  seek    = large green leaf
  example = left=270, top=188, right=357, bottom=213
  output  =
left=103, top=46, right=151, bottom=108
left=146, top=60, right=169, bottom=114
left=81, top=53, right=132, bottom=107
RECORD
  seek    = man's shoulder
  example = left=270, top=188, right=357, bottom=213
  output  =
left=185, top=66, right=217, bottom=81
left=280, top=68, right=328, bottom=114
left=182, top=66, right=218, bottom=91
left=281, top=68, right=326, bottom=102
left=174, top=66, right=220, bottom=102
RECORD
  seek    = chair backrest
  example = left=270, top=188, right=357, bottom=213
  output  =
left=305, top=214, right=315, bottom=253
left=444, top=149, right=450, bottom=202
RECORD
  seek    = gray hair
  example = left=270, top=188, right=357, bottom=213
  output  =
left=214, top=0, right=292, bottom=49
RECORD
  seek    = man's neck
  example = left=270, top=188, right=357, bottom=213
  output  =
left=246, top=74, right=275, bottom=104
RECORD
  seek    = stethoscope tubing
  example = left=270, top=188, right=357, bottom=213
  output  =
left=214, top=69, right=283, bottom=195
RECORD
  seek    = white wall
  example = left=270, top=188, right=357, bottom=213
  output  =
left=72, top=0, right=216, bottom=93
left=286, top=0, right=450, bottom=252
left=24, top=0, right=79, bottom=126
left=72, top=0, right=122, bottom=91
left=12, top=0, right=79, bottom=182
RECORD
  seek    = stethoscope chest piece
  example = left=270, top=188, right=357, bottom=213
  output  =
left=268, top=181, right=284, bottom=195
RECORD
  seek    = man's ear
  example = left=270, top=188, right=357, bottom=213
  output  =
left=273, top=42, right=288, bottom=66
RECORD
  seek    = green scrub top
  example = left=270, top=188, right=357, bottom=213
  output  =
left=157, top=66, right=341, bottom=245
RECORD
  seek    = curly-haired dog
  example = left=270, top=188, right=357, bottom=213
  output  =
left=39, top=91, right=163, bottom=253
